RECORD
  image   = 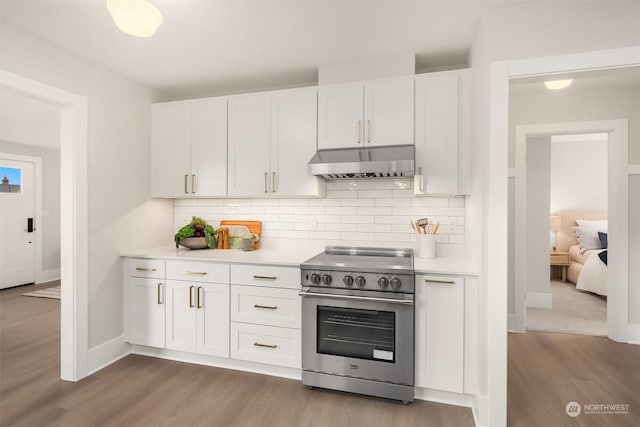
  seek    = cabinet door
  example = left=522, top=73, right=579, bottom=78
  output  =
left=271, top=88, right=322, bottom=196
left=414, top=72, right=459, bottom=195
left=191, top=97, right=228, bottom=196
left=196, top=283, right=230, bottom=357
left=228, top=93, right=271, bottom=196
left=364, top=77, right=414, bottom=147
left=128, top=277, right=165, bottom=348
left=151, top=101, right=192, bottom=197
left=165, top=280, right=197, bottom=352
left=415, top=275, right=464, bottom=393
left=318, top=82, right=364, bottom=149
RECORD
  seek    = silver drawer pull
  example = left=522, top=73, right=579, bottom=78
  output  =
left=187, top=271, right=208, bottom=275
left=136, top=267, right=156, bottom=272
left=299, top=291, right=413, bottom=306
left=253, top=275, right=277, bottom=280
left=424, top=279, right=455, bottom=285
left=254, top=304, right=278, bottom=310
left=254, top=342, right=277, bottom=349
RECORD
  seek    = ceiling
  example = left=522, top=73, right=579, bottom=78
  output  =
left=0, top=87, right=61, bottom=150
left=0, top=0, right=517, bottom=99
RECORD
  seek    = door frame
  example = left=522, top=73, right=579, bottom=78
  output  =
left=486, top=46, right=640, bottom=426
left=0, top=153, right=42, bottom=285
left=1, top=69, right=89, bottom=382
left=511, top=120, right=627, bottom=340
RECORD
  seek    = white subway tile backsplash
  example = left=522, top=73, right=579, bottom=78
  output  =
left=174, top=179, right=466, bottom=246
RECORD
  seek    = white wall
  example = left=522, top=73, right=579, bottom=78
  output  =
left=0, top=25, right=174, bottom=351
left=470, top=1, right=640, bottom=425
left=550, top=139, right=608, bottom=212
left=175, top=179, right=466, bottom=247
left=0, top=141, right=61, bottom=278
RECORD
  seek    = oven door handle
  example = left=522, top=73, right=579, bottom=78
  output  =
left=299, top=291, right=413, bottom=306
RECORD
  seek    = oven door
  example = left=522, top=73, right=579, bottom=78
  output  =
left=300, top=286, right=414, bottom=386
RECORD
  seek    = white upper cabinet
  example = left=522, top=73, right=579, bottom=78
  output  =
left=318, top=77, right=414, bottom=150
left=151, top=97, right=227, bottom=197
left=228, top=88, right=324, bottom=197
left=414, top=69, right=471, bottom=195
left=228, top=93, right=271, bottom=196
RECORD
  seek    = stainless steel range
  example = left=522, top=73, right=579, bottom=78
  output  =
left=300, top=246, right=415, bottom=404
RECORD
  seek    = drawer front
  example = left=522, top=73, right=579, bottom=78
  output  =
left=166, top=260, right=229, bottom=284
left=128, top=258, right=165, bottom=279
left=230, top=322, right=301, bottom=368
left=550, top=253, right=569, bottom=265
left=231, top=264, right=301, bottom=289
left=231, top=285, right=301, bottom=329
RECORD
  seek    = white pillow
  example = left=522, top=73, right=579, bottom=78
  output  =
left=573, top=226, right=604, bottom=253
left=576, top=219, right=608, bottom=231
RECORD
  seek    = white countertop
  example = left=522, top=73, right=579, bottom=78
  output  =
left=122, top=239, right=478, bottom=276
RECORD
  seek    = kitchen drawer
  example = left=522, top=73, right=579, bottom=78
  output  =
left=550, top=252, right=570, bottom=265
left=128, top=258, right=165, bottom=279
left=231, top=264, right=301, bottom=289
left=231, top=285, right=301, bottom=329
left=230, top=322, right=301, bottom=369
left=166, top=260, right=229, bottom=284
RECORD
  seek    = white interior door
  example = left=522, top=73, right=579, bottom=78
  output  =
left=0, top=158, right=35, bottom=288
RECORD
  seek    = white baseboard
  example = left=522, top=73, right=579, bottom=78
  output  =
left=526, top=292, right=552, bottom=309
left=627, top=323, right=640, bottom=345
left=413, top=387, right=473, bottom=407
left=36, top=268, right=60, bottom=284
left=508, top=313, right=525, bottom=333
left=473, top=393, right=489, bottom=427
left=88, top=335, right=131, bottom=375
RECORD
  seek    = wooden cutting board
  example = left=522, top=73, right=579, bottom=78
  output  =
left=220, top=220, right=262, bottom=249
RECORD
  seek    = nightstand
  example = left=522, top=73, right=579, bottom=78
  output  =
left=550, top=251, right=570, bottom=282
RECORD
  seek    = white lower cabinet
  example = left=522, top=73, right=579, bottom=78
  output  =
left=230, top=323, right=301, bottom=369
left=128, top=277, right=166, bottom=348
left=415, top=274, right=465, bottom=393
left=231, top=285, right=301, bottom=329
left=165, top=280, right=230, bottom=358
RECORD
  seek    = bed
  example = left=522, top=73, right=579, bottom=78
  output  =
left=556, top=211, right=608, bottom=296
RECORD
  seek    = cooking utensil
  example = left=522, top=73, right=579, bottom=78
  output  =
left=416, top=217, right=429, bottom=234
left=433, top=222, right=440, bottom=234
left=410, top=220, right=420, bottom=234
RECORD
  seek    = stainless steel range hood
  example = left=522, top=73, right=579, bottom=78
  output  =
left=308, top=145, right=415, bottom=180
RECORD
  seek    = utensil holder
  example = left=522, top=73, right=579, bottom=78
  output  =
left=417, top=234, right=436, bottom=259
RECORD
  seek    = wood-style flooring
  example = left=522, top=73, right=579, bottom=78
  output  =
left=1, top=282, right=473, bottom=427
left=508, top=331, right=640, bottom=427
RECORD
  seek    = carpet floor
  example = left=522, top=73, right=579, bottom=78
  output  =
left=526, top=280, right=607, bottom=336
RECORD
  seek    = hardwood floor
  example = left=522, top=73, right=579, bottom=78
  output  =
left=1, top=283, right=473, bottom=427
left=508, top=331, right=640, bottom=427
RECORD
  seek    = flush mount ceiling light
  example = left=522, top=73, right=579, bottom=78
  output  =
left=544, top=79, right=573, bottom=90
left=106, top=0, right=163, bottom=38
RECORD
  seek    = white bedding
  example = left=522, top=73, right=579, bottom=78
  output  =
left=576, top=249, right=607, bottom=296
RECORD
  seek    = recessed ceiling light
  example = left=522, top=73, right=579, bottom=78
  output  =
left=106, top=0, right=163, bottom=38
left=544, top=79, right=573, bottom=90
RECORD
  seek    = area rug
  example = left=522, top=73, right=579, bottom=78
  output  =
left=526, top=280, right=606, bottom=336
left=22, top=285, right=61, bottom=300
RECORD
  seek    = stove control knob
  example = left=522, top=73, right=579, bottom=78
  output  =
left=322, top=274, right=332, bottom=285
left=343, top=275, right=354, bottom=286
left=355, top=276, right=366, bottom=288
left=390, top=277, right=402, bottom=290
left=310, top=274, right=321, bottom=285
left=378, top=277, right=389, bottom=289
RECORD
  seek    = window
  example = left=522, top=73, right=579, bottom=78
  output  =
left=0, top=167, right=21, bottom=193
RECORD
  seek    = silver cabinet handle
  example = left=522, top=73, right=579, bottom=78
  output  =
left=135, top=267, right=156, bottom=272
left=187, top=271, right=208, bottom=275
left=184, top=174, right=189, bottom=194
left=418, top=166, right=424, bottom=192
left=424, top=279, right=456, bottom=285
left=253, top=275, right=277, bottom=280
left=254, top=342, right=277, bottom=349
left=197, top=286, right=203, bottom=309
left=189, top=285, right=194, bottom=308
left=254, top=304, right=278, bottom=310
left=192, top=174, right=196, bottom=194
left=299, top=291, right=413, bottom=305
left=264, top=172, right=268, bottom=193
left=272, top=172, right=276, bottom=193
left=367, top=119, right=371, bottom=144
left=357, top=120, right=361, bottom=144
left=157, top=283, right=163, bottom=304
